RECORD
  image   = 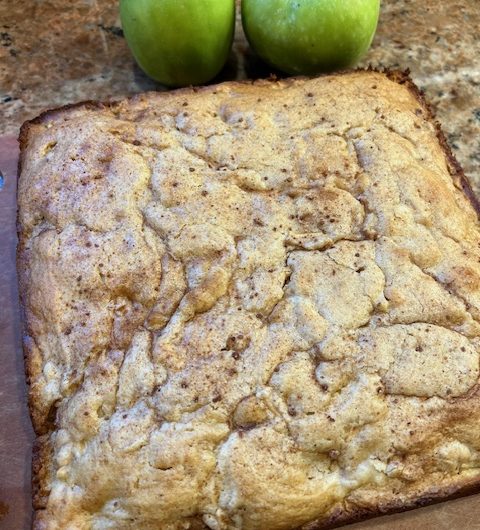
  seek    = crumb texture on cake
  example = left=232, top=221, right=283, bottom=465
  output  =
left=17, top=71, right=480, bottom=530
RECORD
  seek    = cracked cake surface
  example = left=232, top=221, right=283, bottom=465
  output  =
left=17, top=71, right=480, bottom=530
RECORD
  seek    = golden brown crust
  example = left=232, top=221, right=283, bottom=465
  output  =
left=381, top=69, right=480, bottom=217
left=32, top=435, right=53, bottom=511
left=17, top=69, right=480, bottom=221
left=304, top=474, right=480, bottom=529
left=17, top=70, right=480, bottom=530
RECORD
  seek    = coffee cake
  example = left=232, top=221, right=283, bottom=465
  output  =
left=17, top=71, right=480, bottom=529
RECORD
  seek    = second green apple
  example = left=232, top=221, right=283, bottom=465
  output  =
left=242, top=0, right=380, bottom=74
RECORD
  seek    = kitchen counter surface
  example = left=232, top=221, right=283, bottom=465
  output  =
left=0, top=0, right=479, bottom=191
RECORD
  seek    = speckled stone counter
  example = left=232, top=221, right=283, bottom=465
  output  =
left=0, top=0, right=479, bottom=193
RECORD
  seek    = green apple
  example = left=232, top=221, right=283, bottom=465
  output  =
left=242, top=0, right=380, bottom=74
left=120, top=0, right=235, bottom=87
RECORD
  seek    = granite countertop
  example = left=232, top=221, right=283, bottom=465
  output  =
left=0, top=0, right=479, bottom=193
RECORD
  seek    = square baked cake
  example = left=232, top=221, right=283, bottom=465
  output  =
left=17, top=71, right=480, bottom=530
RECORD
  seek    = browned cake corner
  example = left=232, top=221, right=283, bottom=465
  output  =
left=17, top=70, right=480, bottom=530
